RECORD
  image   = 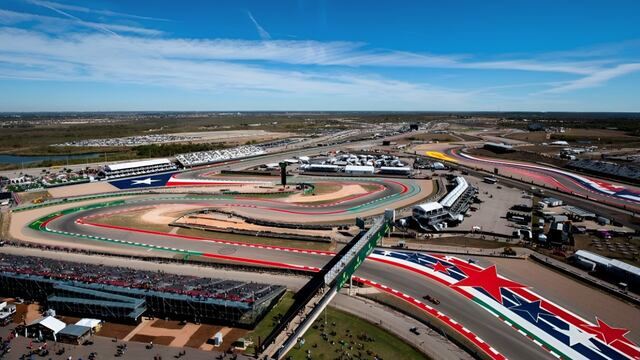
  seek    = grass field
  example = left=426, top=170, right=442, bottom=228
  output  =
left=285, top=305, right=427, bottom=360
left=244, top=292, right=427, bottom=360
left=244, top=291, right=296, bottom=355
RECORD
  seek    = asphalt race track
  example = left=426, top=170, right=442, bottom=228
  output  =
left=33, top=199, right=550, bottom=359
left=13, top=157, right=640, bottom=360
left=442, top=147, right=640, bottom=212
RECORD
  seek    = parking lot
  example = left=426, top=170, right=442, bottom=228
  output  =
left=456, top=176, right=531, bottom=235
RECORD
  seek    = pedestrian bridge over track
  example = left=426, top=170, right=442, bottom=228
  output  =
left=259, top=216, right=391, bottom=360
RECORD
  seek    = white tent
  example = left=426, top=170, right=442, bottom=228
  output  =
left=75, top=318, right=102, bottom=330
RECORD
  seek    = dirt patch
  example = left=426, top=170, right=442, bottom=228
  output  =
left=506, top=128, right=640, bottom=147
left=222, top=328, right=249, bottom=351
left=57, top=316, right=81, bottom=325
left=573, top=234, right=639, bottom=266
left=130, top=334, right=175, bottom=346
left=287, top=184, right=367, bottom=203
left=467, top=147, right=567, bottom=167
left=47, top=181, right=117, bottom=198
left=401, top=235, right=508, bottom=249
left=140, top=205, right=200, bottom=225
left=97, top=322, right=135, bottom=339
left=403, top=133, right=459, bottom=142
left=454, top=133, right=482, bottom=141
left=12, top=303, right=40, bottom=325
left=150, top=319, right=185, bottom=330
left=16, top=190, right=51, bottom=204
left=184, top=324, right=219, bottom=348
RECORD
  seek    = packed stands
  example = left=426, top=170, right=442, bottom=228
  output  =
left=567, top=159, right=640, bottom=182
left=0, top=254, right=285, bottom=326
left=176, top=145, right=264, bottom=167
left=101, top=158, right=177, bottom=179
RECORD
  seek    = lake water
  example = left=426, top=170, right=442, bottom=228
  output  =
left=0, top=153, right=102, bottom=165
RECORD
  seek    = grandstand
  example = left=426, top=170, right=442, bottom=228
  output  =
left=567, top=159, right=640, bottom=182
left=176, top=145, right=264, bottom=167
left=412, top=176, right=477, bottom=231
left=0, top=254, right=285, bottom=327
left=101, top=158, right=177, bottom=179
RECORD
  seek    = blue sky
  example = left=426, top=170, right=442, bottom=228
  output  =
left=0, top=0, right=639, bottom=112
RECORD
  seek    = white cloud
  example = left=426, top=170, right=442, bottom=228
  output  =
left=247, top=11, right=271, bottom=40
left=0, top=27, right=468, bottom=107
left=0, top=9, right=162, bottom=36
left=27, top=0, right=170, bottom=22
left=542, top=63, right=640, bottom=93
left=0, top=3, right=639, bottom=110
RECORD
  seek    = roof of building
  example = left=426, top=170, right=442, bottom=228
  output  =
left=379, top=166, right=411, bottom=171
left=542, top=197, right=562, bottom=203
left=58, top=324, right=91, bottom=337
left=75, top=318, right=101, bottom=328
left=609, top=259, right=640, bottom=277
left=440, top=176, right=469, bottom=208
left=573, top=250, right=640, bottom=277
left=564, top=206, right=595, bottom=218
left=307, top=164, right=339, bottom=169
left=105, top=158, right=172, bottom=172
left=28, top=316, right=66, bottom=333
left=345, top=165, right=375, bottom=172
left=414, top=202, right=443, bottom=213
left=574, top=250, right=611, bottom=266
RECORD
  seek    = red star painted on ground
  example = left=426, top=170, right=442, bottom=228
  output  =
left=432, top=261, right=453, bottom=274
left=580, top=318, right=631, bottom=346
left=451, top=265, right=527, bottom=303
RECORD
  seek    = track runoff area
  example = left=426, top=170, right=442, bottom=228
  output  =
left=16, top=157, right=640, bottom=360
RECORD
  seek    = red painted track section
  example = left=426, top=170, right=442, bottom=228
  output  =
left=66, top=218, right=506, bottom=359
left=353, top=276, right=507, bottom=360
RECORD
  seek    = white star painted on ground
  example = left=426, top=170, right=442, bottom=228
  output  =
left=553, top=324, right=599, bottom=351
left=132, top=178, right=160, bottom=185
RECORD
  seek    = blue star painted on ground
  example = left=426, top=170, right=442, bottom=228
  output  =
left=508, top=298, right=552, bottom=323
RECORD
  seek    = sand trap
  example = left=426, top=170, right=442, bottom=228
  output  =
left=140, top=204, right=201, bottom=225
left=286, top=184, right=367, bottom=203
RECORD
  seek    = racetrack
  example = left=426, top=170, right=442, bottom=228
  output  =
left=9, top=162, right=640, bottom=359
left=416, top=143, right=640, bottom=212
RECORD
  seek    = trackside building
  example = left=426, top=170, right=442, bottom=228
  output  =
left=101, top=158, right=177, bottom=179
left=411, top=176, right=477, bottom=231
